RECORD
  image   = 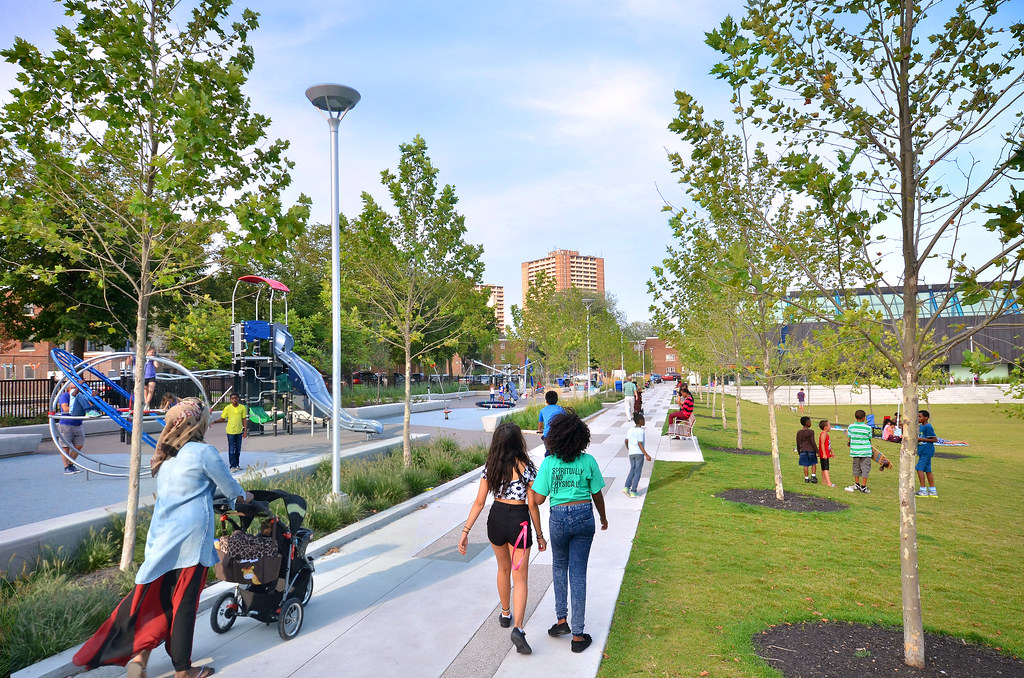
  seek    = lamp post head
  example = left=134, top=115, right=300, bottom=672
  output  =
left=305, top=84, right=360, bottom=117
left=582, top=297, right=595, bottom=310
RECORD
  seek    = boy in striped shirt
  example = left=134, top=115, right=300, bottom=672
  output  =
left=845, top=409, right=874, bottom=494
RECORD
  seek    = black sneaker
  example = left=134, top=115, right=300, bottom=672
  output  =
left=498, top=611, right=511, bottom=628
left=511, top=628, right=532, bottom=654
left=811, top=476, right=818, bottom=484
left=548, top=621, right=571, bottom=636
left=804, top=477, right=811, bottom=483
left=571, top=633, right=593, bottom=653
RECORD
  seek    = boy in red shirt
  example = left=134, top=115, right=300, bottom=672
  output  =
left=817, top=419, right=836, bottom=487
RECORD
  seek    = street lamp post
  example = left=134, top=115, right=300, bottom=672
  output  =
left=306, top=83, right=360, bottom=497
left=583, top=298, right=595, bottom=397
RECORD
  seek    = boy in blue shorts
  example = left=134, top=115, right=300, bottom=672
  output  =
left=796, top=416, right=818, bottom=483
left=915, top=409, right=938, bottom=497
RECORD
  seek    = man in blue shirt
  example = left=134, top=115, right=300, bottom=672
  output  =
left=537, top=390, right=565, bottom=457
left=916, top=409, right=939, bottom=497
left=57, top=384, right=86, bottom=475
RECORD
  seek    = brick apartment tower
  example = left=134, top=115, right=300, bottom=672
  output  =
left=521, top=249, right=605, bottom=300
left=475, top=284, right=506, bottom=334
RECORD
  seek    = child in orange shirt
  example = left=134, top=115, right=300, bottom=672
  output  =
left=818, top=420, right=836, bottom=487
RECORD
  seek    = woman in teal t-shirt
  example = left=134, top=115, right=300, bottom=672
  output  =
left=532, top=409, right=608, bottom=653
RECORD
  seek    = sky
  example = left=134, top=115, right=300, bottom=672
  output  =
left=0, top=0, right=749, bottom=328
left=1, top=1, right=1020, bottom=331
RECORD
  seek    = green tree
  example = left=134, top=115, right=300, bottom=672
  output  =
left=702, top=1, right=1024, bottom=665
left=165, top=298, right=231, bottom=370
left=342, top=135, right=484, bottom=466
left=0, top=0, right=309, bottom=570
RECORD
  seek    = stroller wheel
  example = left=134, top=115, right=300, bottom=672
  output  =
left=210, top=592, right=239, bottom=633
left=278, top=597, right=304, bottom=640
left=301, top=576, right=314, bottom=606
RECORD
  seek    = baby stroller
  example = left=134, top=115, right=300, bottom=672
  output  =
left=209, top=489, right=314, bottom=640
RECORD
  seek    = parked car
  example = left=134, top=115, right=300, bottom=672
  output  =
left=651, top=373, right=663, bottom=383
left=662, top=373, right=677, bottom=381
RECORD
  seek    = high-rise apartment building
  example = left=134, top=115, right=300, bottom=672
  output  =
left=521, top=249, right=605, bottom=301
left=476, top=284, right=506, bottom=334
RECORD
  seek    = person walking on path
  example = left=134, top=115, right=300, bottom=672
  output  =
left=532, top=409, right=609, bottom=653
left=57, top=383, right=85, bottom=474
left=622, top=377, right=637, bottom=420
left=916, top=410, right=939, bottom=497
left=796, top=387, right=806, bottom=413
left=797, top=416, right=818, bottom=483
left=214, top=394, right=247, bottom=471
left=537, top=390, right=565, bottom=457
left=73, top=398, right=252, bottom=678
left=458, top=423, right=546, bottom=655
left=844, top=409, right=874, bottom=493
left=622, top=413, right=651, bottom=497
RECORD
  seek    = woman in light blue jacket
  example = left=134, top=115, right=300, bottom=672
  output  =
left=75, top=398, right=250, bottom=678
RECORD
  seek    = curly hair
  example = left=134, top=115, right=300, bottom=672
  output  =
left=544, top=408, right=591, bottom=463
left=484, top=422, right=535, bottom=497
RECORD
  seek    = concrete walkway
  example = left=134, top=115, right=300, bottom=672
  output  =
left=723, top=383, right=1010, bottom=407
left=16, top=383, right=703, bottom=678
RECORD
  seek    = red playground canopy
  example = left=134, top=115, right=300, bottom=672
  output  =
left=237, top=275, right=290, bottom=293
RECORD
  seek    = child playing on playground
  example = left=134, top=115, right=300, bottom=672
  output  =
left=845, top=409, right=874, bottom=493
left=622, top=413, right=651, bottom=497
left=797, top=416, right=818, bottom=483
left=817, top=420, right=836, bottom=487
left=916, top=410, right=939, bottom=498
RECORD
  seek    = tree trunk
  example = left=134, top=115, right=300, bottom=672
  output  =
left=899, top=370, right=924, bottom=667
left=720, top=377, right=726, bottom=429
left=868, top=381, right=874, bottom=415
left=119, top=292, right=150, bottom=571
left=735, top=371, right=743, bottom=449
left=710, top=373, right=717, bottom=414
left=765, top=376, right=784, bottom=501
left=403, top=344, right=413, bottom=467
left=833, top=387, right=839, bottom=423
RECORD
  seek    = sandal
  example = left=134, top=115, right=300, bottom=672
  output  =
left=189, top=668, right=216, bottom=678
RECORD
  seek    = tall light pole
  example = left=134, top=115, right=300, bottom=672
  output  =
left=583, top=298, right=595, bottom=397
left=306, top=83, right=360, bottom=497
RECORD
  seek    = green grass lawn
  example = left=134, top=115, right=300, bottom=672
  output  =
left=602, top=396, right=1024, bottom=677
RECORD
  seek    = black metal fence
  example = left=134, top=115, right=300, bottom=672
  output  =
left=0, top=375, right=236, bottom=421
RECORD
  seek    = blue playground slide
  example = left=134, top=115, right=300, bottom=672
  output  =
left=270, top=324, right=384, bottom=435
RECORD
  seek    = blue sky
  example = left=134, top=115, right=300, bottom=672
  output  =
left=2, top=1, right=1020, bottom=329
left=0, top=0, right=748, bottom=327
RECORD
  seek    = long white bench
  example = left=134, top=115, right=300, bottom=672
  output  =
left=0, top=433, right=43, bottom=457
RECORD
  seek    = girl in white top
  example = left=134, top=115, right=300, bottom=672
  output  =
left=623, top=413, right=652, bottom=497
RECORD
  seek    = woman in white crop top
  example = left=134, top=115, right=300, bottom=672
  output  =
left=459, top=423, right=546, bottom=655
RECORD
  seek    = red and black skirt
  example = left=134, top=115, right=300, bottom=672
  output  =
left=73, top=564, right=206, bottom=672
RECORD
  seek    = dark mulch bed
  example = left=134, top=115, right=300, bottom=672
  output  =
left=754, top=621, right=1024, bottom=677
left=716, top=488, right=848, bottom=512
left=935, top=451, right=968, bottom=459
left=706, top=445, right=770, bottom=456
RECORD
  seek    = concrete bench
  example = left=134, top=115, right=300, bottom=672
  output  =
left=0, top=433, right=43, bottom=457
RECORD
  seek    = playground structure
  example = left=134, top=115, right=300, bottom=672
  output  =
left=230, top=275, right=382, bottom=437
left=471, top=359, right=524, bottom=409
left=45, top=275, right=382, bottom=478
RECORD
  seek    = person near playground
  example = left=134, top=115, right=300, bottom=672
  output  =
left=214, top=393, right=247, bottom=472
left=797, top=416, right=818, bottom=483
left=532, top=409, right=608, bottom=654
left=817, top=420, right=836, bottom=487
left=57, top=383, right=85, bottom=475
left=622, top=413, right=651, bottom=497
left=74, top=397, right=252, bottom=678
left=159, top=393, right=180, bottom=411
left=845, top=409, right=874, bottom=493
left=882, top=412, right=903, bottom=443
left=666, top=386, right=694, bottom=439
left=796, top=387, right=806, bottom=413
left=126, top=346, right=159, bottom=409
left=622, top=377, right=637, bottom=420
left=458, top=422, right=546, bottom=655
left=537, top=389, right=565, bottom=456
left=490, top=382, right=496, bottom=402
left=916, top=410, right=939, bottom=497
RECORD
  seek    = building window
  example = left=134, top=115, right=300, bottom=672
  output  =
left=20, top=340, right=35, bottom=351
left=23, top=304, right=36, bottom=316
left=24, top=365, right=35, bottom=379
left=1, top=365, right=13, bottom=380
left=500, top=354, right=505, bottom=362
left=665, top=353, right=675, bottom=361
left=500, top=342, right=506, bottom=350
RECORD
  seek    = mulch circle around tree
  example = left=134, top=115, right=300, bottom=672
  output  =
left=716, top=488, right=848, bottom=512
left=753, top=621, right=1024, bottom=678
left=706, top=445, right=770, bottom=456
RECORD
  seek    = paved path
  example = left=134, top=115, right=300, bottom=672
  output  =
left=22, top=383, right=703, bottom=678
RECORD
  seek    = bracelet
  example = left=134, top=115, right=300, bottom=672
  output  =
left=462, top=526, right=471, bottom=532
